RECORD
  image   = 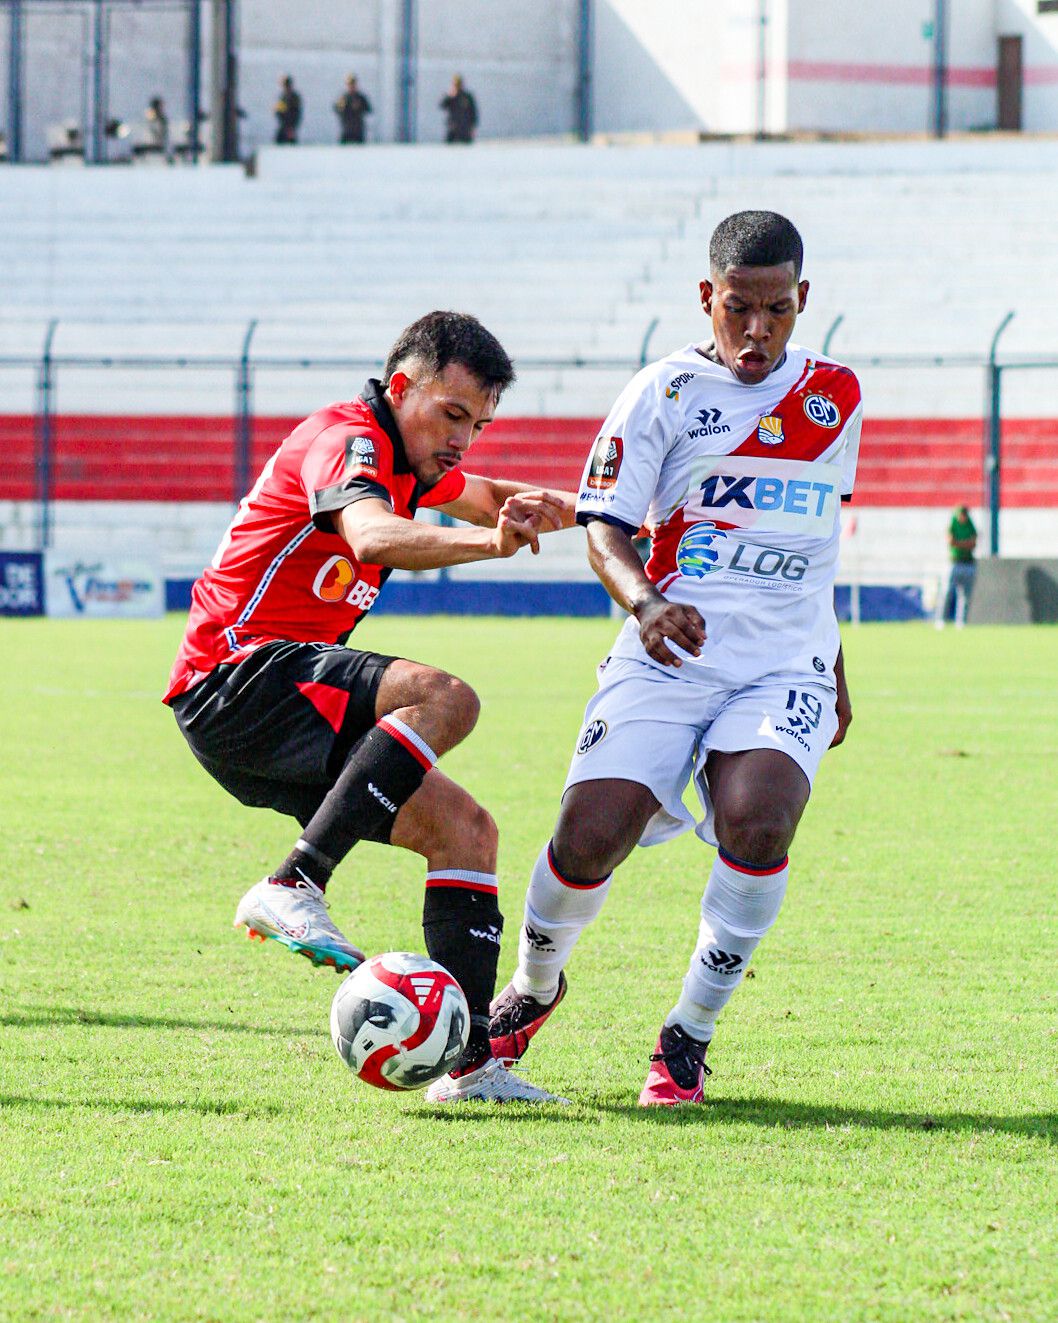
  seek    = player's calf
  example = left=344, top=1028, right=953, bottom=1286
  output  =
left=390, top=774, right=505, bottom=1076
left=665, top=848, right=790, bottom=1046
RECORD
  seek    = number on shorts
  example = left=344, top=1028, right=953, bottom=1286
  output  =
left=785, top=689, right=823, bottom=730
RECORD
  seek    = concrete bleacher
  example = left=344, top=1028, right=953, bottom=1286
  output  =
left=2, top=138, right=1057, bottom=594
left=4, top=140, right=1058, bottom=407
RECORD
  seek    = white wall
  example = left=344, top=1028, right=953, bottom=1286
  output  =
left=785, top=0, right=995, bottom=133
left=6, top=0, right=1058, bottom=155
left=591, top=0, right=765, bottom=136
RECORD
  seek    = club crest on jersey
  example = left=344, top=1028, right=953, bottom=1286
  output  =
left=576, top=719, right=608, bottom=754
left=676, top=521, right=727, bottom=578
left=586, top=436, right=623, bottom=490
left=345, top=434, right=380, bottom=477
left=757, top=414, right=785, bottom=446
left=803, top=394, right=841, bottom=428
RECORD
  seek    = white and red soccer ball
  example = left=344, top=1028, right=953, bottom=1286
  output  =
left=330, top=952, right=469, bottom=1091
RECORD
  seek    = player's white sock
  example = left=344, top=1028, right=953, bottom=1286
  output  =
left=512, top=842, right=612, bottom=1000
left=667, top=849, right=789, bottom=1042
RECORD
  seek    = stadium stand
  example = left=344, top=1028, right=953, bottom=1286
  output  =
left=2, top=140, right=1057, bottom=615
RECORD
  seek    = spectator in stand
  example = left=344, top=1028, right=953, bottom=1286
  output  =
left=275, top=76, right=303, bottom=145
left=939, top=504, right=978, bottom=628
left=335, top=75, right=372, bottom=144
left=440, top=75, right=478, bottom=144
left=145, top=97, right=170, bottom=158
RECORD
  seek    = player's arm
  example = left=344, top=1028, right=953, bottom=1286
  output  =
left=831, top=643, right=852, bottom=747
left=436, top=474, right=577, bottom=533
left=585, top=518, right=705, bottom=667
left=336, top=495, right=541, bottom=569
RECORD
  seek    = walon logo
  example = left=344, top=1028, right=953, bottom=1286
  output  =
left=688, top=407, right=731, bottom=439
left=702, top=947, right=743, bottom=974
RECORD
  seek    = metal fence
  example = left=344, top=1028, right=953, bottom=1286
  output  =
left=4, top=314, right=1057, bottom=556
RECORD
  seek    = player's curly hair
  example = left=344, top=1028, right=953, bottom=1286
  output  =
left=709, top=211, right=803, bottom=279
left=384, top=311, right=515, bottom=397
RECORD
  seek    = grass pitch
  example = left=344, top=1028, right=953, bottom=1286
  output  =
left=2, top=615, right=1056, bottom=1322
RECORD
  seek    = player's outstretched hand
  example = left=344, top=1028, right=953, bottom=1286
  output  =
left=505, top=491, right=570, bottom=536
left=634, top=598, right=706, bottom=666
left=492, top=497, right=541, bottom=558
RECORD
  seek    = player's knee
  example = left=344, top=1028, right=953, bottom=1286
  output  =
left=551, top=820, right=622, bottom=882
left=434, top=672, right=480, bottom=743
left=411, top=668, right=480, bottom=746
left=715, top=795, right=798, bottom=865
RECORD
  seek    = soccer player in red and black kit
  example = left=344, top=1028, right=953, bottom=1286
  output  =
left=165, top=312, right=575, bottom=1103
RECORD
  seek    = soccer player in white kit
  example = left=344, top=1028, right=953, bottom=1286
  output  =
left=488, top=211, right=861, bottom=1103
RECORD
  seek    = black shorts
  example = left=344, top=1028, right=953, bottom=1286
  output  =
left=170, top=640, right=400, bottom=826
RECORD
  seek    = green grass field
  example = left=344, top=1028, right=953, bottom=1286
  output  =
left=2, top=615, right=1056, bottom=1322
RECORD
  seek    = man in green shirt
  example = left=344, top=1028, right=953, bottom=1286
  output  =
left=941, top=505, right=977, bottom=626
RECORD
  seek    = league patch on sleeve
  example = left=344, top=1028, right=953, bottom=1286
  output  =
left=586, top=435, right=623, bottom=490
left=344, top=434, right=381, bottom=479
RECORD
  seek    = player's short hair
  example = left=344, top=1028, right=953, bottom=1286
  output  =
left=709, top=211, right=804, bottom=279
left=384, top=311, right=515, bottom=398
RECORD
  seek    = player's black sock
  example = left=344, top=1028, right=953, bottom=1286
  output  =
left=422, top=878, right=503, bottom=1075
left=293, top=716, right=436, bottom=870
left=274, top=838, right=338, bottom=891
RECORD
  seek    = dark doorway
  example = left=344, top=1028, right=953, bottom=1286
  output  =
left=997, top=34, right=1023, bottom=131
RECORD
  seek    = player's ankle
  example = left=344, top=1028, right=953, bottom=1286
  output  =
left=512, top=969, right=561, bottom=1001
left=450, top=1021, right=492, bottom=1077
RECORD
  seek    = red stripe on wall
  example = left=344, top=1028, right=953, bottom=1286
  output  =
left=786, top=59, right=998, bottom=88
left=2, top=415, right=1057, bottom=508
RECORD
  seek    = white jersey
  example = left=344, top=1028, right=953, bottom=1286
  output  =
left=576, top=342, right=862, bottom=690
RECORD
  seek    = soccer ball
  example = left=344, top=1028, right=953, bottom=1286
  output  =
left=330, top=952, right=469, bottom=1091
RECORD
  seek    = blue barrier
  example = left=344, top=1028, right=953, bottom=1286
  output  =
left=165, top=578, right=927, bottom=622
left=835, top=584, right=925, bottom=622
left=165, top=578, right=612, bottom=617
left=0, top=551, right=44, bottom=615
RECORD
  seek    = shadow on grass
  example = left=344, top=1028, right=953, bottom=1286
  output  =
left=593, top=1095, right=1058, bottom=1142
left=1, top=1005, right=323, bottom=1038
left=0, top=1092, right=287, bottom=1119
left=5, top=1089, right=1053, bottom=1141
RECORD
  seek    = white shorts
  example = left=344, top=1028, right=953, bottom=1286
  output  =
left=562, top=657, right=839, bottom=848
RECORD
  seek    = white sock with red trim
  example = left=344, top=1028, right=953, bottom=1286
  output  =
left=667, top=848, right=789, bottom=1042
left=512, top=842, right=612, bottom=1000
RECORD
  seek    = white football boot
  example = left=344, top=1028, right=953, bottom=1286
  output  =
left=425, top=1056, right=570, bottom=1105
left=233, top=876, right=365, bottom=973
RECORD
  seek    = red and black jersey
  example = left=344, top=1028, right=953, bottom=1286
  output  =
left=164, top=379, right=465, bottom=702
